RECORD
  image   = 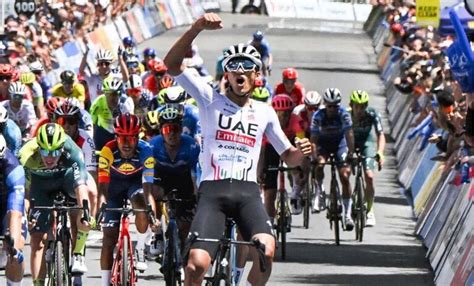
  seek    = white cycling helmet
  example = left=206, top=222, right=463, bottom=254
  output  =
left=96, top=49, right=113, bottom=62
left=127, top=74, right=142, bottom=89
left=304, top=91, right=322, bottom=106
left=0, top=135, right=6, bottom=158
left=8, top=82, right=27, bottom=95
left=222, top=43, right=262, bottom=71
left=323, top=88, right=342, bottom=104
left=29, top=61, right=44, bottom=72
left=161, top=86, right=186, bottom=104
left=0, top=105, right=8, bottom=124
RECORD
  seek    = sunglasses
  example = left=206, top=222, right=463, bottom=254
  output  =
left=11, top=94, right=23, bottom=100
left=117, top=135, right=138, bottom=145
left=98, top=61, right=111, bottom=67
left=0, top=76, right=12, bottom=81
left=39, top=148, right=62, bottom=157
left=326, top=104, right=339, bottom=109
left=306, top=105, right=319, bottom=112
left=127, top=62, right=139, bottom=69
left=225, top=58, right=257, bottom=72
left=57, top=116, right=79, bottom=126
left=161, top=124, right=181, bottom=135
left=106, top=91, right=121, bottom=97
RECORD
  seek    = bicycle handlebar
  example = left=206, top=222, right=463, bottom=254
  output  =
left=266, top=166, right=300, bottom=172
left=97, top=203, right=156, bottom=226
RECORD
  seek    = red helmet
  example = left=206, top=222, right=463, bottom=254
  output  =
left=254, top=77, right=264, bottom=87
left=272, top=94, right=294, bottom=111
left=391, top=23, right=403, bottom=34
left=152, top=60, right=168, bottom=74
left=46, top=97, right=64, bottom=117
left=147, top=59, right=157, bottom=70
left=114, top=113, right=140, bottom=136
left=159, top=75, right=174, bottom=89
left=0, top=64, right=14, bottom=77
left=282, top=68, right=298, bottom=80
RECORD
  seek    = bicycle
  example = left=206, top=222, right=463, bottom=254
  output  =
left=159, top=189, right=194, bottom=286
left=185, top=218, right=267, bottom=286
left=97, top=200, right=155, bottom=286
left=29, top=193, right=90, bottom=286
left=267, top=161, right=299, bottom=260
left=351, top=149, right=382, bottom=242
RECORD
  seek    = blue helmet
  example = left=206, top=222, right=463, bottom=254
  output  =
left=253, top=30, right=264, bottom=41
left=143, top=48, right=156, bottom=58
left=122, top=36, right=134, bottom=47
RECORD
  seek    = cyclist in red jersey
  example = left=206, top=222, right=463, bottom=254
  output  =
left=274, top=68, right=305, bottom=105
left=143, top=59, right=169, bottom=95
left=29, top=97, right=64, bottom=138
left=293, top=91, right=323, bottom=137
left=0, top=64, right=16, bottom=102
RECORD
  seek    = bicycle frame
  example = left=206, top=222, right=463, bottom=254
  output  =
left=324, top=154, right=343, bottom=246
left=111, top=212, right=136, bottom=286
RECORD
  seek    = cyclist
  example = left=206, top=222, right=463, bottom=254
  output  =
left=0, top=135, right=26, bottom=286
left=249, top=30, right=273, bottom=77
left=90, top=77, right=134, bottom=150
left=149, top=106, right=200, bottom=256
left=2, top=82, right=37, bottom=139
left=20, top=124, right=91, bottom=283
left=54, top=98, right=99, bottom=219
left=122, top=36, right=138, bottom=60
left=274, top=68, right=305, bottom=105
left=125, top=74, right=154, bottom=119
left=143, top=59, right=169, bottom=95
left=29, top=97, right=64, bottom=138
left=348, top=90, right=385, bottom=226
left=293, top=91, right=324, bottom=211
left=79, top=48, right=116, bottom=102
left=0, top=104, right=22, bottom=156
left=0, top=64, right=15, bottom=102
left=156, top=86, right=201, bottom=143
left=251, top=86, right=271, bottom=103
left=142, top=48, right=160, bottom=71
left=142, top=110, right=161, bottom=141
left=98, top=113, right=156, bottom=280
left=164, top=13, right=313, bottom=285
left=51, top=70, right=86, bottom=108
left=260, top=94, right=306, bottom=218
left=19, top=72, right=45, bottom=119
left=310, top=88, right=355, bottom=230
left=29, top=61, right=51, bottom=102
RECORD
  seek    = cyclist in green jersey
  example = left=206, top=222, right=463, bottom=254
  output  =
left=19, top=124, right=91, bottom=285
left=349, top=90, right=385, bottom=226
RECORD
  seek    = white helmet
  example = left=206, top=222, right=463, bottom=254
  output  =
left=222, top=43, right=262, bottom=71
left=127, top=74, right=142, bottom=89
left=0, top=105, right=8, bottom=124
left=304, top=91, right=322, bottom=106
left=0, top=135, right=6, bottom=158
left=95, top=49, right=113, bottom=62
left=29, top=61, right=44, bottom=72
left=8, top=82, right=27, bottom=95
left=323, top=88, right=342, bottom=104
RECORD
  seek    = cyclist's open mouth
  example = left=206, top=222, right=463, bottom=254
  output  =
left=236, top=77, right=245, bottom=86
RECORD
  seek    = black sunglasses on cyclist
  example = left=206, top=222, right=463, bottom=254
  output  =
left=106, top=91, right=121, bottom=97
left=0, top=75, right=12, bottom=81
left=57, top=116, right=79, bottom=126
left=326, top=104, right=339, bottom=109
left=127, top=62, right=139, bottom=69
left=225, top=58, right=257, bottom=72
left=98, top=61, right=111, bottom=67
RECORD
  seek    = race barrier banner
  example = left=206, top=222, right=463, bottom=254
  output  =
left=366, top=6, right=474, bottom=285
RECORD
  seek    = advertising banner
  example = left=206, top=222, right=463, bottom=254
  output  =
left=416, top=0, right=441, bottom=27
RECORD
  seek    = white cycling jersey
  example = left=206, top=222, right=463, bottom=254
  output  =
left=2, top=100, right=37, bottom=133
left=74, top=128, right=97, bottom=173
left=175, top=69, right=292, bottom=183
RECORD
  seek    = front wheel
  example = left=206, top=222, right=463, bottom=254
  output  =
left=121, top=236, right=129, bottom=286
left=279, top=190, right=287, bottom=260
left=331, top=183, right=340, bottom=246
left=354, top=177, right=365, bottom=242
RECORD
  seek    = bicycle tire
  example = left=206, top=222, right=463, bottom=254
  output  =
left=165, top=231, right=178, bottom=286
left=279, top=191, right=287, bottom=260
left=331, top=183, right=340, bottom=246
left=355, top=176, right=365, bottom=242
left=303, top=180, right=311, bottom=229
left=54, top=241, right=67, bottom=286
left=121, top=236, right=129, bottom=286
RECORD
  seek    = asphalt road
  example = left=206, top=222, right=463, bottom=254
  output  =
left=1, top=11, right=434, bottom=286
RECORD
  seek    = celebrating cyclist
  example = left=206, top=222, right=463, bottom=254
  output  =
left=164, top=13, right=312, bottom=286
left=349, top=90, right=385, bottom=226
left=97, top=113, right=156, bottom=280
left=79, top=48, right=116, bottom=101
left=0, top=104, right=22, bottom=156
left=0, top=135, right=26, bottom=286
left=2, top=82, right=37, bottom=139
left=149, top=106, right=200, bottom=256
left=90, top=77, right=134, bottom=150
left=19, top=123, right=91, bottom=283
left=311, top=88, right=355, bottom=230
left=274, top=68, right=305, bottom=105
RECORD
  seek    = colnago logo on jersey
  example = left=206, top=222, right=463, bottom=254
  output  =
left=216, top=114, right=258, bottom=147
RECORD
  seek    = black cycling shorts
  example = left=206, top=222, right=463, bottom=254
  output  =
left=189, top=179, right=273, bottom=257
left=262, top=144, right=280, bottom=190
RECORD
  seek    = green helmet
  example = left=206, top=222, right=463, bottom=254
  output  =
left=350, top=90, right=369, bottom=104
left=252, top=87, right=270, bottom=102
left=36, top=123, right=67, bottom=151
left=102, top=77, right=123, bottom=94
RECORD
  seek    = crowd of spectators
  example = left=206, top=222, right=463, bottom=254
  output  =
left=379, top=0, right=474, bottom=175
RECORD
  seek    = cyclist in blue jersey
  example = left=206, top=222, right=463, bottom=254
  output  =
left=149, top=106, right=200, bottom=257
left=0, top=105, right=22, bottom=156
left=0, top=135, right=26, bottom=286
left=29, top=61, right=51, bottom=102
left=311, top=88, right=355, bottom=230
left=249, top=30, right=273, bottom=77
left=157, top=86, right=201, bottom=143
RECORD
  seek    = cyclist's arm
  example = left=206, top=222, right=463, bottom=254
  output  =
left=5, top=120, right=22, bottom=156
left=26, top=102, right=38, bottom=129
left=342, top=110, right=354, bottom=154
left=5, top=152, right=26, bottom=249
left=82, top=132, right=98, bottom=180
left=97, top=146, right=113, bottom=207
left=373, top=110, right=386, bottom=156
left=89, top=98, right=100, bottom=125
left=141, top=143, right=157, bottom=216
left=79, top=45, right=89, bottom=76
